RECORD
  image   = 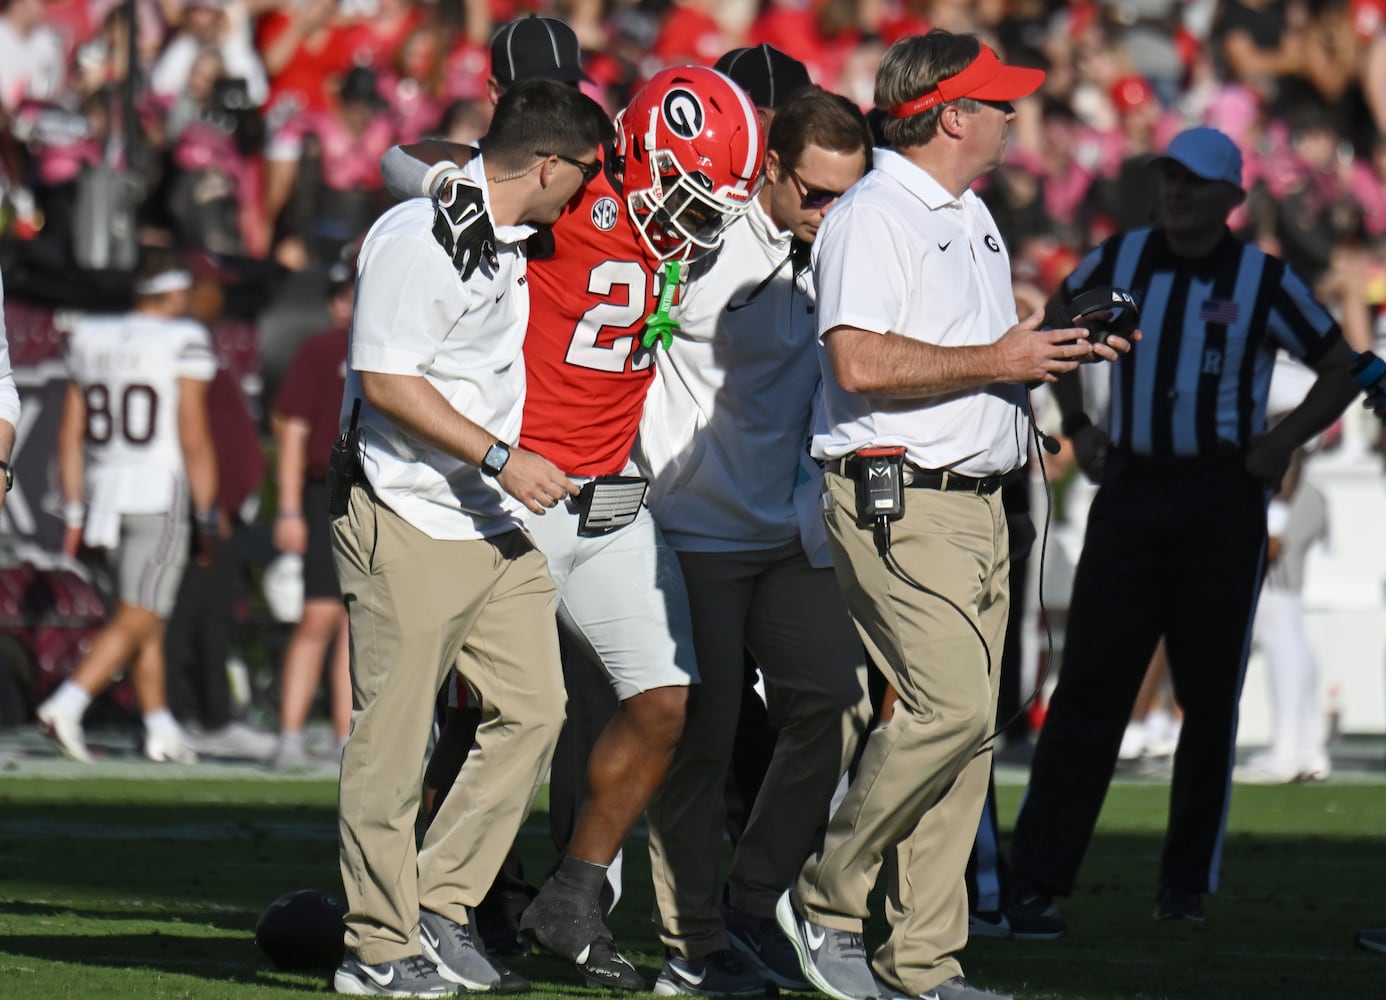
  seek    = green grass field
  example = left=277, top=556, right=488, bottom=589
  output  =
left=1, top=763, right=1384, bottom=1000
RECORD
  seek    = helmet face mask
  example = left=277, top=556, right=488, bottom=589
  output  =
left=616, top=67, right=765, bottom=262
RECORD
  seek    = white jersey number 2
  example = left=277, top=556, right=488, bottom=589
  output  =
left=563, top=260, right=654, bottom=374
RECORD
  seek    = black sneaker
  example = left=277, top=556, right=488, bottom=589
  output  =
left=518, top=878, right=601, bottom=961
left=929, top=976, right=1014, bottom=1000
left=965, top=910, right=1010, bottom=940
left=1002, top=889, right=1066, bottom=940
left=1152, top=887, right=1205, bottom=923
left=332, top=952, right=453, bottom=996
left=574, top=935, right=646, bottom=992
left=1356, top=927, right=1386, bottom=954
left=653, top=948, right=773, bottom=997
left=725, top=903, right=810, bottom=990
left=519, top=884, right=644, bottom=993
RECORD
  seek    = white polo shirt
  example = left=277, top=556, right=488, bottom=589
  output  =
left=636, top=197, right=819, bottom=552
left=811, top=148, right=1028, bottom=478
left=345, top=156, right=535, bottom=541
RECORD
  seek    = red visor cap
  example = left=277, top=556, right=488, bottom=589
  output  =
left=889, top=46, right=1046, bottom=119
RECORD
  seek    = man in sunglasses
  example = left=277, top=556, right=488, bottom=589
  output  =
left=633, top=83, right=875, bottom=995
left=381, top=65, right=767, bottom=993
left=772, top=30, right=1128, bottom=1000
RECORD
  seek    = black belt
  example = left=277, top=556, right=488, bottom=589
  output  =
left=832, top=456, right=1004, bottom=496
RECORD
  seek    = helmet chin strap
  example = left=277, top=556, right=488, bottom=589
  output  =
left=641, top=260, right=683, bottom=351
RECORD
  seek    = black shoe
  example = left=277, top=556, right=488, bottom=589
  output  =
left=489, top=958, right=533, bottom=995
left=653, top=948, right=772, bottom=997
left=519, top=879, right=602, bottom=962
left=1153, top=887, right=1205, bottom=923
left=519, top=882, right=643, bottom=992
left=574, top=936, right=645, bottom=992
left=1002, top=888, right=1066, bottom=940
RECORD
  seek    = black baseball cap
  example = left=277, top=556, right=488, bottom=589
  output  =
left=714, top=44, right=812, bottom=110
left=490, top=15, right=587, bottom=86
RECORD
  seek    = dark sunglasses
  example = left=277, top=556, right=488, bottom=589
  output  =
left=972, top=99, right=1016, bottom=115
left=538, top=150, right=603, bottom=183
left=785, top=165, right=845, bottom=210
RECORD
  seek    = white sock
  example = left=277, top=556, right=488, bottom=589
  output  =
left=50, top=681, right=92, bottom=718
left=143, top=708, right=181, bottom=737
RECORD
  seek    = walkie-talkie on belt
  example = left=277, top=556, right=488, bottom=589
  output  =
left=326, top=398, right=365, bottom=518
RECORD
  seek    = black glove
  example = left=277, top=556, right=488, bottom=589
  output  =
left=432, top=177, right=497, bottom=280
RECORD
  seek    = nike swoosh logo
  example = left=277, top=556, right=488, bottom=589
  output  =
left=725, top=299, right=754, bottom=313
left=361, top=963, right=396, bottom=987
left=496, top=291, right=506, bottom=302
left=937, top=241, right=951, bottom=251
left=805, top=924, right=826, bottom=951
left=680, top=966, right=708, bottom=986
left=420, top=924, right=440, bottom=950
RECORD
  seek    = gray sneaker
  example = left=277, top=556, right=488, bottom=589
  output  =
left=332, top=952, right=453, bottom=996
left=187, top=721, right=278, bottom=760
left=927, top=977, right=1013, bottom=1000
left=418, top=907, right=502, bottom=990
left=653, top=949, right=770, bottom=997
left=725, top=903, right=810, bottom=990
left=774, top=890, right=883, bottom=1000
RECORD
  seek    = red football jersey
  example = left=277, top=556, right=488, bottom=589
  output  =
left=520, top=168, right=673, bottom=476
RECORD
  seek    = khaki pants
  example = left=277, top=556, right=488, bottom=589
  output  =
left=649, top=542, right=872, bottom=958
left=332, top=487, right=566, bottom=964
left=795, top=474, right=1009, bottom=994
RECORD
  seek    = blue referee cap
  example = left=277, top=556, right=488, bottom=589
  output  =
left=1152, top=127, right=1244, bottom=190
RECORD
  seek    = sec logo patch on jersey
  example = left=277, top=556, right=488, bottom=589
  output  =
left=591, top=197, right=620, bottom=232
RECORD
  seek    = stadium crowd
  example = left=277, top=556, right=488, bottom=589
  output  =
left=4, top=0, right=1386, bottom=306
left=3, top=0, right=1386, bottom=997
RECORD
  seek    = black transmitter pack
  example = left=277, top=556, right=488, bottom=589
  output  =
left=326, top=398, right=365, bottom=518
left=853, top=446, right=907, bottom=524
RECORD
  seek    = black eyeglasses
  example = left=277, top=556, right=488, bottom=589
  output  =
left=537, top=150, right=602, bottom=183
left=785, top=165, right=845, bottom=210
left=972, top=99, right=1015, bottom=115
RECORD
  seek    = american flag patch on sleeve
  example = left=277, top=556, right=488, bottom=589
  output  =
left=1199, top=299, right=1241, bottom=324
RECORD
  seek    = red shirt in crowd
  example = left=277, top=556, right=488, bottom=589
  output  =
left=274, top=327, right=348, bottom=480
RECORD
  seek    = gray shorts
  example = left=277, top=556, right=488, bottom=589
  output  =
left=527, top=493, right=698, bottom=701
left=109, top=509, right=190, bottom=617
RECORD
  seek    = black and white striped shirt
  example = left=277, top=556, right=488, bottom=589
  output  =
left=1063, top=229, right=1341, bottom=458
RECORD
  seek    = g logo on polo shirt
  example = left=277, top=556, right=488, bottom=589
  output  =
left=984, top=234, right=1001, bottom=253
left=662, top=89, right=704, bottom=139
left=591, top=196, right=620, bottom=231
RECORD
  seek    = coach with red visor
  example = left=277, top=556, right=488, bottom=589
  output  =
left=773, top=31, right=1128, bottom=1000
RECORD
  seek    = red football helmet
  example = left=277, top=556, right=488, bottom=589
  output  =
left=615, top=65, right=765, bottom=261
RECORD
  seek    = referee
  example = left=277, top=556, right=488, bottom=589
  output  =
left=1003, top=127, right=1363, bottom=936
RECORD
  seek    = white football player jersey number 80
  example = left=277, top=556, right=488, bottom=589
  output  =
left=564, top=260, right=655, bottom=374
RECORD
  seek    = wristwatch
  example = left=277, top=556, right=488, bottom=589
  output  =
left=0, top=460, right=12, bottom=493
left=480, top=442, right=511, bottom=477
